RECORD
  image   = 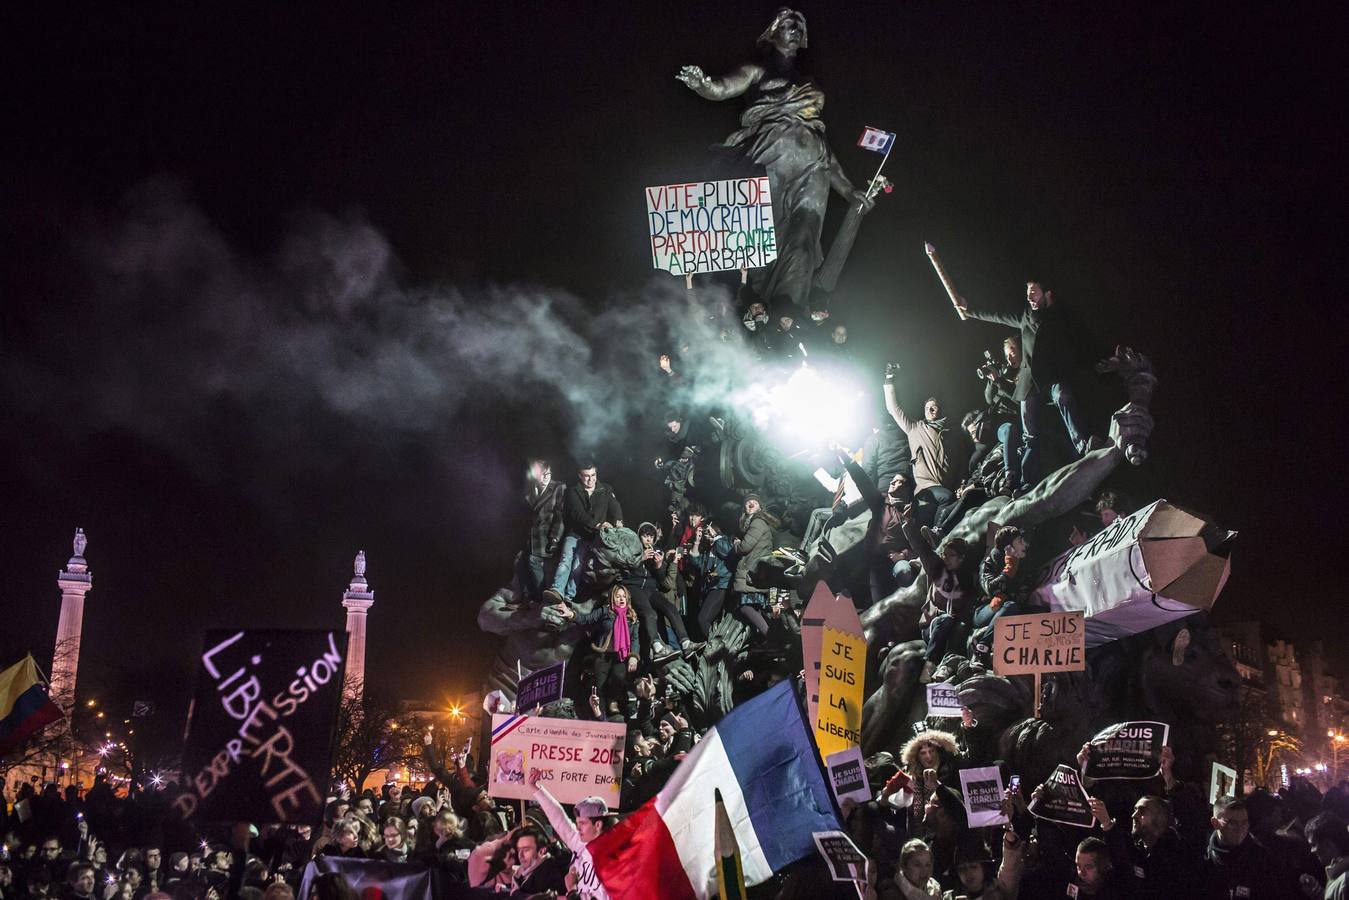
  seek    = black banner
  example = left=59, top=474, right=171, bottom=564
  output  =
left=1085, top=721, right=1169, bottom=781
left=1028, top=764, right=1094, bottom=829
left=175, top=629, right=346, bottom=825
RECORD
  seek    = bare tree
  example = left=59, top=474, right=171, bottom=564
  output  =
left=329, top=678, right=421, bottom=793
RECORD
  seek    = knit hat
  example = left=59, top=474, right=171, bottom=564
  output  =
left=574, top=797, right=608, bottom=819
left=410, top=796, right=435, bottom=818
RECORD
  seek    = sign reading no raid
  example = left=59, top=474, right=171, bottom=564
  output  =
left=992, top=611, right=1086, bottom=677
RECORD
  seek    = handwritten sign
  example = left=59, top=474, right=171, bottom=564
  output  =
left=812, top=831, right=868, bottom=883
left=176, top=629, right=345, bottom=825
left=816, top=627, right=866, bottom=757
left=926, top=683, right=963, bottom=717
left=1028, top=764, right=1094, bottom=829
left=958, top=766, right=1008, bottom=828
left=824, top=746, right=871, bottom=806
left=645, top=177, right=777, bottom=275
left=516, top=661, right=565, bottom=713
left=992, top=611, right=1085, bottom=676
left=1085, top=721, right=1169, bottom=780
left=488, top=714, right=626, bottom=806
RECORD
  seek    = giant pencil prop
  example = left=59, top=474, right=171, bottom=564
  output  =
left=924, top=242, right=967, bottom=320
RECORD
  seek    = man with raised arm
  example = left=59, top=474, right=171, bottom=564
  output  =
left=953, top=281, right=1097, bottom=489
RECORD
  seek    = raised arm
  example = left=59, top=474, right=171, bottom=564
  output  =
left=955, top=296, right=1023, bottom=329
left=676, top=62, right=762, bottom=101
left=882, top=379, right=915, bottom=434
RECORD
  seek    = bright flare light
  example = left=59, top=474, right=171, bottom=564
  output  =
left=742, top=364, right=866, bottom=452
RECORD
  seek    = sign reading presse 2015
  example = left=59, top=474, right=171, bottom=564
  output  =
left=488, top=714, right=626, bottom=806
left=645, top=177, right=777, bottom=275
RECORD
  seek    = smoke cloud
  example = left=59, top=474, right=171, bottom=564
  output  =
left=5, top=180, right=839, bottom=519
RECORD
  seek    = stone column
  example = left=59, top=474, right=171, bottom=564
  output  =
left=50, top=528, right=92, bottom=712
left=341, top=551, right=374, bottom=701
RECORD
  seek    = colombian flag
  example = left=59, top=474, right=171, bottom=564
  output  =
left=0, top=655, right=63, bottom=754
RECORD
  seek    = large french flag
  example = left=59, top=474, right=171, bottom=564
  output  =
left=0, top=655, right=63, bottom=754
left=589, top=681, right=840, bottom=899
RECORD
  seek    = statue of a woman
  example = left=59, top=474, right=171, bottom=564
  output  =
left=678, top=8, right=872, bottom=312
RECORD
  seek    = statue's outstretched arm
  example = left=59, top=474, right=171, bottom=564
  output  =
left=676, top=63, right=761, bottom=101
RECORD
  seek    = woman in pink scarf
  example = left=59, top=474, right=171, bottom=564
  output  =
left=554, top=585, right=641, bottom=718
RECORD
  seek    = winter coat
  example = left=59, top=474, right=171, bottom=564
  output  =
left=689, top=536, right=734, bottom=592
left=525, top=480, right=565, bottom=557
left=883, top=384, right=970, bottom=494
left=965, top=301, right=1089, bottom=401
left=901, top=518, right=977, bottom=627
left=900, top=729, right=962, bottom=792
left=562, top=482, right=623, bottom=538
left=573, top=606, right=641, bottom=661
left=733, top=512, right=774, bottom=593
left=862, top=419, right=912, bottom=489
left=1128, top=829, right=1203, bottom=899
left=1201, top=832, right=1286, bottom=900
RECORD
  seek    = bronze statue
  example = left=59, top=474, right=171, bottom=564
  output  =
left=678, top=8, right=873, bottom=312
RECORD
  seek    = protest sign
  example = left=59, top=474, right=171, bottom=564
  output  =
left=645, top=177, right=777, bottom=275
left=817, top=626, right=866, bottom=757
left=1210, top=762, right=1238, bottom=804
left=1085, top=721, right=1170, bottom=780
left=1034, top=500, right=1234, bottom=647
left=488, top=714, right=626, bottom=806
left=992, top=610, right=1085, bottom=717
left=993, top=611, right=1086, bottom=676
left=516, top=661, right=565, bottom=712
left=1028, top=764, right=1095, bottom=829
left=812, top=831, right=868, bottom=883
left=176, top=629, right=345, bottom=825
left=824, top=746, right=871, bottom=806
left=958, top=766, right=1009, bottom=828
left=802, top=585, right=866, bottom=758
left=926, top=682, right=963, bottom=718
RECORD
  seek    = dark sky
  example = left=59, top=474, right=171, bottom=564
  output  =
left=2, top=2, right=1344, bottom=725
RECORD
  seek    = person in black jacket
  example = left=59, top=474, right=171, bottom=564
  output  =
left=954, top=281, right=1097, bottom=489
left=1127, top=796, right=1204, bottom=899
left=1202, top=797, right=1291, bottom=900
left=519, top=459, right=565, bottom=604
left=544, top=463, right=623, bottom=602
left=979, top=334, right=1024, bottom=495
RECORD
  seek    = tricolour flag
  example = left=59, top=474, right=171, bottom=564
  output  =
left=0, top=655, right=63, bottom=754
left=856, top=126, right=895, bottom=154
left=589, top=680, right=840, bottom=900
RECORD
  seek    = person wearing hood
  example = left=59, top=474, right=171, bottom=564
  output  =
left=883, top=366, right=969, bottom=530
left=900, top=730, right=963, bottom=806
left=1201, top=797, right=1287, bottom=899
left=732, top=495, right=776, bottom=640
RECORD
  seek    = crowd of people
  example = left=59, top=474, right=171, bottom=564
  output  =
left=3, top=284, right=1346, bottom=900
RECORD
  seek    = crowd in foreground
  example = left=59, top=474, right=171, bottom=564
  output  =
left=3, top=748, right=1348, bottom=899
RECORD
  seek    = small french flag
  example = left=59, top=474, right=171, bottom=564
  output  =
left=857, top=126, right=895, bottom=154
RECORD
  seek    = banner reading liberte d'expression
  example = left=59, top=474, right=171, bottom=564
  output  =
left=646, top=177, right=777, bottom=275
left=488, top=714, right=626, bottom=806
left=177, top=629, right=346, bottom=825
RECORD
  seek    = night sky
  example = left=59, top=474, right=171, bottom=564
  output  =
left=3, top=2, right=1344, bottom=729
